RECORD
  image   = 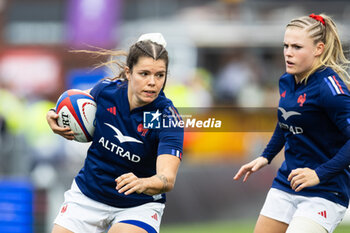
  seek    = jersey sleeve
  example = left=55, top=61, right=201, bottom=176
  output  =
left=90, top=79, right=123, bottom=101
left=316, top=126, right=350, bottom=181
left=261, top=123, right=285, bottom=163
left=89, top=79, right=109, bottom=100
left=316, top=75, right=350, bottom=181
left=157, top=105, right=184, bottom=160
left=320, top=75, right=350, bottom=130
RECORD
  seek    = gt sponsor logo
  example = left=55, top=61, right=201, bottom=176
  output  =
left=98, top=137, right=141, bottom=163
left=278, top=107, right=303, bottom=134
left=279, top=122, right=303, bottom=135
left=278, top=107, right=301, bottom=120
left=105, top=123, right=143, bottom=144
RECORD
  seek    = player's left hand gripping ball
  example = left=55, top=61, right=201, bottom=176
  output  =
left=56, top=89, right=97, bottom=142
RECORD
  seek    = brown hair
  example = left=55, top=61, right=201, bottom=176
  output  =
left=286, top=14, right=350, bottom=86
left=73, top=40, right=169, bottom=87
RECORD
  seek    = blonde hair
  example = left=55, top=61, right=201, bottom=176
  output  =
left=286, top=14, right=350, bottom=86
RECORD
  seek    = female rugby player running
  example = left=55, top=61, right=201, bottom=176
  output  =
left=47, top=33, right=184, bottom=233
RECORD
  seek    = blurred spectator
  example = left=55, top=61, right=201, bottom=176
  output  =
left=187, top=68, right=213, bottom=107
left=166, top=68, right=213, bottom=108
left=215, top=52, right=257, bottom=106
left=237, top=82, right=265, bottom=107
left=0, top=115, right=5, bottom=135
left=0, top=115, right=8, bottom=171
left=0, top=87, right=25, bottom=134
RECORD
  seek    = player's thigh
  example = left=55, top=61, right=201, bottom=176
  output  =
left=108, top=222, right=147, bottom=233
left=293, top=195, right=346, bottom=233
left=110, top=202, right=164, bottom=233
left=254, top=215, right=288, bottom=233
left=51, top=224, right=74, bottom=233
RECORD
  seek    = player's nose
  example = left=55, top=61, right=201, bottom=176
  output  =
left=148, top=75, right=156, bottom=86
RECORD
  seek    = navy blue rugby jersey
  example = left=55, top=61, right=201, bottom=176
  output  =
left=262, top=67, right=350, bottom=207
left=74, top=79, right=184, bottom=208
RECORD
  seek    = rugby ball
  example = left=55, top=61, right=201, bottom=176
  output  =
left=55, top=89, right=97, bottom=142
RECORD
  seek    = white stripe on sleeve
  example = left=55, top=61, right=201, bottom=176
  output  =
left=327, top=76, right=341, bottom=94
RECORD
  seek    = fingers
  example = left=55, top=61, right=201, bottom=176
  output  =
left=288, top=168, right=301, bottom=191
left=288, top=168, right=320, bottom=192
left=62, top=130, right=76, bottom=140
left=118, top=182, right=138, bottom=195
left=243, top=171, right=252, bottom=182
left=115, top=173, right=142, bottom=195
left=53, top=127, right=75, bottom=140
left=294, top=183, right=307, bottom=192
left=242, top=161, right=261, bottom=182
left=233, top=157, right=268, bottom=182
left=47, top=110, right=75, bottom=140
left=233, top=166, right=248, bottom=180
left=287, top=168, right=299, bottom=181
left=233, top=161, right=255, bottom=181
left=115, top=173, right=134, bottom=191
left=290, top=175, right=305, bottom=191
left=290, top=177, right=307, bottom=192
left=46, top=111, right=59, bottom=125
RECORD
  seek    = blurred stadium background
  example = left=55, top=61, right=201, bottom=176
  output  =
left=0, top=0, right=350, bottom=232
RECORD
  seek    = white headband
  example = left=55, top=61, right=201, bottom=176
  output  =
left=137, top=33, right=167, bottom=48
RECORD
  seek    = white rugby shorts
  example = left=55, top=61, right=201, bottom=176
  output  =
left=260, top=188, right=347, bottom=233
left=53, top=180, right=165, bottom=233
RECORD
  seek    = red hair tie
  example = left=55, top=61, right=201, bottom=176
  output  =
left=309, top=13, right=325, bottom=25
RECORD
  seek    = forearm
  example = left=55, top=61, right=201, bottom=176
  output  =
left=316, top=125, right=350, bottom=181
left=315, top=139, right=350, bottom=181
left=261, top=123, right=285, bottom=163
left=142, top=174, right=175, bottom=195
left=115, top=155, right=180, bottom=196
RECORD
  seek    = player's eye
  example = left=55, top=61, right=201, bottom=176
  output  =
left=139, top=71, right=149, bottom=76
left=156, top=73, right=165, bottom=78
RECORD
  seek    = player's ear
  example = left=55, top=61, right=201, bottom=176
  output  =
left=314, top=42, right=324, bottom=57
left=125, top=66, right=131, bottom=81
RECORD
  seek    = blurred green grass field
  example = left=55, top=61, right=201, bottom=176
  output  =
left=160, top=220, right=350, bottom=233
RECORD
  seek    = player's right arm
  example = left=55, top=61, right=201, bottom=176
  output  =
left=233, top=157, right=269, bottom=182
left=234, top=123, right=285, bottom=182
left=47, top=88, right=91, bottom=140
left=46, top=109, right=75, bottom=140
left=115, top=154, right=181, bottom=195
